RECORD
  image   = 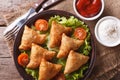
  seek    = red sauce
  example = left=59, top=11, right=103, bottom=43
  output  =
left=76, top=0, right=102, bottom=18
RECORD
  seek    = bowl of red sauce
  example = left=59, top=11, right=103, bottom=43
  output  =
left=73, top=0, right=104, bottom=20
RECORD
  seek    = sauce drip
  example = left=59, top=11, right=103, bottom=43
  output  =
left=76, top=0, right=102, bottom=18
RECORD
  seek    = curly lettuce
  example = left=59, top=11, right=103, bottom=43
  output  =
left=49, top=15, right=84, bottom=29
left=65, top=64, right=89, bottom=80
left=25, top=68, right=39, bottom=80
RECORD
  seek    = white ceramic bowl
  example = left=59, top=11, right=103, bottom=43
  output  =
left=95, top=16, right=120, bottom=47
left=73, top=0, right=104, bottom=21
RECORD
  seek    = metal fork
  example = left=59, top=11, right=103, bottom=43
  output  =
left=3, top=0, right=63, bottom=41
left=3, top=0, right=47, bottom=41
left=4, top=8, right=36, bottom=41
left=4, top=19, right=26, bottom=41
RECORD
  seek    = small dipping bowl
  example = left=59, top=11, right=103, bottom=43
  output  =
left=73, top=0, right=104, bottom=20
left=95, top=16, right=120, bottom=47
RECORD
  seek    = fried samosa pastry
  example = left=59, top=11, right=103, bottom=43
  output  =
left=49, top=21, right=72, bottom=48
left=39, top=59, right=62, bottom=80
left=57, top=34, right=84, bottom=58
left=64, top=50, right=89, bottom=74
left=27, top=43, right=56, bottom=69
left=19, top=25, right=46, bottom=50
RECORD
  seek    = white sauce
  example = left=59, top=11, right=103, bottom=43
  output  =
left=98, top=19, right=120, bottom=44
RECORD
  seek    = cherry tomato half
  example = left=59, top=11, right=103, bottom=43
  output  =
left=74, top=27, right=87, bottom=40
left=35, top=19, right=48, bottom=31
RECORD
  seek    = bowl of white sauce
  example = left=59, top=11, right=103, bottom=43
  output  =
left=95, top=16, right=120, bottom=47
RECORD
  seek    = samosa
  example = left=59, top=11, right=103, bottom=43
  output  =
left=49, top=21, right=72, bottom=48
left=27, top=43, right=56, bottom=69
left=64, top=50, right=89, bottom=74
left=39, top=59, right=62, bottom=80
left=19, top=25, right=46, bottom=50
left=57, top=34, right=84, bottom=58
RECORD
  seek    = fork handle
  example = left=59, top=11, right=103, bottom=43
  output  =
left=32, top=0, right=48, bottom=12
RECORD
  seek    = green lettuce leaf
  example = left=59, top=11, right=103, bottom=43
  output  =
left=49, top=15, right=84, bottom=29
left=65, top=64, right=88, bottom=80
left=25, top=68, right=39, bottom=80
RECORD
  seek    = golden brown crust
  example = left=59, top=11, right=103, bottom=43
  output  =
left=27, top=43, right=56, bottom=69
left=19, top=25, right=46, bottom=50
left=49, top=21, right=72, bottom=48
left=64, top=50, right=89, bottom=74
left=57, top=33, right=84, bottom=58
left=39, top=59, right=62, bottom=80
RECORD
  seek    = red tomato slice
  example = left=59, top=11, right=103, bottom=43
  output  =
left=74, top=27, right=87, bottom=40
left=35, top=19, right=48, bottom=31
left=17, top=53, right=29, bottom=66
